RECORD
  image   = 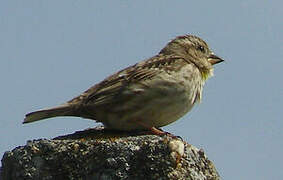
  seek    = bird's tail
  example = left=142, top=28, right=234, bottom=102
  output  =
left=23, top=104, right=75, bottom=124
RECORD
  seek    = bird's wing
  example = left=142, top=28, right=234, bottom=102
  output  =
left=68, top=54, right=187, bottom=106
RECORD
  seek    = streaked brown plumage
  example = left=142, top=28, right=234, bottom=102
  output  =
left=24, top=35, right=223, bottom=133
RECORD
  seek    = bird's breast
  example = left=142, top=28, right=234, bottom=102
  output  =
left=100, top=63, right=205, bottom=130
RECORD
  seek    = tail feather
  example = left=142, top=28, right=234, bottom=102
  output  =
left=23, top=104, right=74, bottom=124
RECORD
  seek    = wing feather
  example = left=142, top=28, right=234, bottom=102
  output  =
left=68, top=54, right=188, bottom=106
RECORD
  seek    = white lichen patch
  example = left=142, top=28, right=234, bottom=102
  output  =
left=168, top=139, right=185, bottom=164
left=168, top=139, right=185, bottom=156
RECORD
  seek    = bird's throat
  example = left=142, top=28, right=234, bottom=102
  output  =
left=200, top=69, right=214, bottom=81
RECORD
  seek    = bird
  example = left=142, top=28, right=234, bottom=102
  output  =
left=24, top=34, right=224, bottom=135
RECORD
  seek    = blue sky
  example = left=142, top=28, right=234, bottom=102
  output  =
left=1, top=1, right=282, bottom=179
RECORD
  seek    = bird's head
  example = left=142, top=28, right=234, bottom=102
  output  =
left=159, top=35, right=224, bottom=80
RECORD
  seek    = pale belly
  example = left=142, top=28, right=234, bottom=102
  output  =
left=100, top=72, right=202, bottom=131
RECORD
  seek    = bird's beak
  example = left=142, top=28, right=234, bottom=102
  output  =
left=208, top=54, right=224, bottom=65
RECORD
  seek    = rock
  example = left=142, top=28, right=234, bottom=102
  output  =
left=1, top=128, right=220, bottom=180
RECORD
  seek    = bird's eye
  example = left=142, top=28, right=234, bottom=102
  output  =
left=197, top=45, right=205, bottom=53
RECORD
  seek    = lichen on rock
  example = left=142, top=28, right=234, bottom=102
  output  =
left=1, top=128, right=220, bottom=180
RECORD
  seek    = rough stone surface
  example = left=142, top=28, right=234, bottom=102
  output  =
left=1, top=128, right=220, bottom=180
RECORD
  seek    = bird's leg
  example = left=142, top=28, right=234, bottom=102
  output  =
left=149, top=127, right=180, bottom=139
left=149, top=127, right=167, bottom=135
left=134, top=121, right=168, bottom=135
left=138, top=122, right=182, bottom=139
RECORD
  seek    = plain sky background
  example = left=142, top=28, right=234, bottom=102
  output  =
left=0, top=1, right=282, bottom=179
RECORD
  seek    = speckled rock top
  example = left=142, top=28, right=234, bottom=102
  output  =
left=1, top=128, right=219, bottom=180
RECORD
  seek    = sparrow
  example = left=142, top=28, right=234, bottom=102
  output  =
left=24, top=35, right=224, bottom=135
